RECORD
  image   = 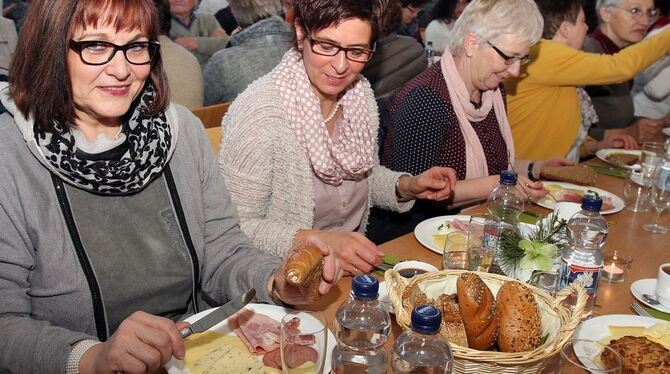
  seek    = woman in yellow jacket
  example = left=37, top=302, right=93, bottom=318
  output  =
left=504, top=0, right=669, bottom=160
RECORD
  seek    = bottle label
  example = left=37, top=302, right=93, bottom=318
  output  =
left=559, top=259, right=602, bottom=296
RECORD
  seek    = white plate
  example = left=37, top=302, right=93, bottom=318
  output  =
left=596, top=148, right=642, bottom=170
left=413, top=215, right=536, bottom=254
left=378, top=281, right=394, bottom=314
left=573, top=314, right=664, bottom=368
left=536, top=182, right=624, bottom=215
left=414, top=215, right=471, bottom=254
left=663, top=127, right=670, bottom=137
left=574, top=314, right=663, bottom=342
left=165, top=303, right=336, bottom=374
left=631, top=278, right=670, bottom=313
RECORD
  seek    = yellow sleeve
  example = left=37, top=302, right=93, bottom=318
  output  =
left=525, top=30, right=670, bottom=87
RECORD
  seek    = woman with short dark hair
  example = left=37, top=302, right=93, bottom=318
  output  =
left=220, top=0, right=457, bottom=276
left=0, top=0, right=341, bottom=372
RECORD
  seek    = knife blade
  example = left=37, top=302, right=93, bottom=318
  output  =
left=179, top=288, right=256, bottom=339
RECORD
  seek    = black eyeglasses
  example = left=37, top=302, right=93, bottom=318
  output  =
left=612, top=6, right=660, bottom=20
left=304, top=27, right=375, bottom=63
left=69, top=40, right=160, bottom=66
left=487, top=41, right=531, bottom=65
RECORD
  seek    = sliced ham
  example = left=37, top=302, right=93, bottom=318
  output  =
left=229, top=309, right=281, bottom=354
left=451, top=219, right=470, bottom=232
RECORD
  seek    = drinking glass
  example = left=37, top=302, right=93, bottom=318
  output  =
left=442, top=231, right=469, bottom=270
left=528, top=270, right=560, bottom=296
left=466, top=214, right=500, bottom=272
left=559, top=339, right=622, bottom=373
left=641, top=141, right=665, bottom=168
left=280, top=311, right=328, bottom=374
left=623, top=169, right=652, bottom=213
left=643, top=174, right=670, bottom=234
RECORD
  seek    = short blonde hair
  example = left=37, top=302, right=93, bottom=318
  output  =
left=446, top=0, right=543, bottom=56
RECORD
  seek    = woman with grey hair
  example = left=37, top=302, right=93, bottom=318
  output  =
left=583, top=0, right=665, bottom=142
left=370, top=0, right=570, bottom=243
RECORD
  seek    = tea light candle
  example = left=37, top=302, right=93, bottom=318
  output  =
left=602, top=252, right=625, bottom=283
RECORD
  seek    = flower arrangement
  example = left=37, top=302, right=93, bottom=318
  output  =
left=498, top=214, right=567, bottom=282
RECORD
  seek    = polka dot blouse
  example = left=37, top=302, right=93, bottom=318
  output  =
left=382, top=63, right=509, bottom=180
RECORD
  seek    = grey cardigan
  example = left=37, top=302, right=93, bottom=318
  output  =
left=0, top=97, right=281, bottom=373
left=220, top=71, right=413, bottom=258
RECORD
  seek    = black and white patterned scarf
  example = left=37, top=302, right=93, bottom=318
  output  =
left=35, top=84, right=173, bottom=195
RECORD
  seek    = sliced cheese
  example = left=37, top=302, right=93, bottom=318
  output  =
left=183, top=331, right=265, bottom=374
left=598, top=323, right=670, bottom=349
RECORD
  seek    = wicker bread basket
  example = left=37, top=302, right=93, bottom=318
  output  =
left=385, top=269, right=587, bottom=374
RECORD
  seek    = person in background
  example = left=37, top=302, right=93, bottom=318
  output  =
left=0, top=0, right=342, bottom=372
left=425, top=0, right=468, bottom=55
left=168, top=0, right=229, bottom=66
left=504, top=0, right=669, bottom=161
left=362, top=0, right=427, bottom=100
left=369, top=0, right=566, bottom=244
left=399, top=0, right=429, bottom=43
left=199, top=0, right=228, bottom=14
left=631, top=24, right=670, bottom=127
left=220, top=0, right=457, bottom=275
left=156, top=0, right=204, bottom=108
left=2, top=0, right=27, bottom=31
left=582, top=0, right=665, bottom=143
left=204, top=0, right=293, bottom=104
left=0, top=15, right=16, bottom=71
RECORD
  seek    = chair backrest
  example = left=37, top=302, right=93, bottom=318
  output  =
left=191, top=102, right=231, bottom=153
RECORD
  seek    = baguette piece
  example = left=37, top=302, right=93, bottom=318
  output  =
left=456, top=273, right=498, bottom=350
left=540, top=165, right=597, bottom=186
left=284, top=244, right=323, bottom=301
left=413, top=292, right=468, bottom=347
left=496, top=281, right=542, bottom=352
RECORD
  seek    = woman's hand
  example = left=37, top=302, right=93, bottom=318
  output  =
left=517, top=175, right=548, bottom=200
left=597, top=133, right=638, bottom=150
left=174, top=36, right=198, bottom=51
left=622, top=118, right=663, bottom=142
left=396, top=166, right=457, bottom=201
left=79, top=312, right=186, bottom=374
left=272, top=235, right=344, bottom=305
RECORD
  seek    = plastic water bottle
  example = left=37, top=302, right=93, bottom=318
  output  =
left=392, top=304, right=453, bottom=374
left=486, top=170, right=524, bottom=262
left=559, top=193, right=607, bottom=315
left=425, top=41, right=435, bottom=67
left=332, top=274, right=391, bottom=374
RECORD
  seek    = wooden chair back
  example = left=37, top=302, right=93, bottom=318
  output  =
left=191, top=102, right=231, bottom=153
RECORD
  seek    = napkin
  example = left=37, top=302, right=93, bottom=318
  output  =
left=643, top=305, right=670, bottom=321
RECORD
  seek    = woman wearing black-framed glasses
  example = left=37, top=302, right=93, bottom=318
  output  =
left=0, top=0, right=343, bottom=372
left=220, top=0, right=457, bottom=277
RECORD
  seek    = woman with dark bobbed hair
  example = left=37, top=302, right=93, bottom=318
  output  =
left=220, top=0, right=457, bottom=276
left=425, top=0, right=468, bottom=55
left=0, top=0, right=341, bottom=372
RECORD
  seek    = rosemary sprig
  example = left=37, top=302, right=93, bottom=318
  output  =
left=528, top=213, right=567, bottom=244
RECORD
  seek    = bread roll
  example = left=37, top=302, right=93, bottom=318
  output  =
left=284, top=244, right=323, bottom=301
left=456, top=273, right=498, bottom=350
left=412, top=292, right=468, bottom=347
left=495, top=281, right=542, bottom=352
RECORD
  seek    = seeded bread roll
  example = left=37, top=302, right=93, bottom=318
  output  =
left=456, top=273, right=498, bottom=350
left=495, top=281, right=542, bottom=352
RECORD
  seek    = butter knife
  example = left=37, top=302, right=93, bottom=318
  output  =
left=179, top=288, right=256, bottom=338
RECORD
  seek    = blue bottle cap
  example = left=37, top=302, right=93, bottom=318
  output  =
left=499, top=170, right=518, bottom=186
left=351, top=274, right=379, bottom=300
left=581, top=193, right=603, bottom=212
left=411, top=304, right=442, bottom=334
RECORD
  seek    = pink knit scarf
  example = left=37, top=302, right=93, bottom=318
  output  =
left=272, top=49, right=375, bottom=186
left=440, top=51, right=515, bottom=179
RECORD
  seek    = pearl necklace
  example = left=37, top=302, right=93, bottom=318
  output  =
left=323, top=101, right=341, bottom=124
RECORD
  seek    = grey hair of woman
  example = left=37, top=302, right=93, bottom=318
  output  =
left=595, top=0, right=627, bottom=22
left=228, top=0, right=284, bottom=28
left=445, top=0, right=543, bottom=56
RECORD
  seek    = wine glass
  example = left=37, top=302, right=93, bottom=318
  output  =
left=280, top=311, right=328, bottom=374
left=643, top=173, right=670, bottom=234
left=559, top=339, right=622, bottom=373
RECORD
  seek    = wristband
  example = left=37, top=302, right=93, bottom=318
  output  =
left=66, top=339, right=100, bottom=374
left=528, top=162, right=537, bottom=181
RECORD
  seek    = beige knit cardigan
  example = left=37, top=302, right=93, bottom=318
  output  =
left=219, top=73, right=413, bottom=258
